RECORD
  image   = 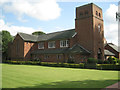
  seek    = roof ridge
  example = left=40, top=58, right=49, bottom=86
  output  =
left=46, top=29, right=75, bottom=35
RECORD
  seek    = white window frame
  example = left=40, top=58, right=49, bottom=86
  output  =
left=48, top=41, right=55, bottom=48
left=60, top=40, right=69, bottom=48
left=38, top=42, right=44, bottom=49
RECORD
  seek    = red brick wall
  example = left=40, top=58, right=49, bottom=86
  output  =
left=24, top=42, right=37, bottom=60
left=10, top=34, right=24, bottom=60
left=75, top=3, right=104, bottom=60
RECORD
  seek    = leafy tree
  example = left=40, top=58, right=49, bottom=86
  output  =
left=2, top=30, right=13, bottom=60
left=32, top=31, right=45, bottom=36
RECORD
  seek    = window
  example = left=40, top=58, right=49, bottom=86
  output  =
left=44, top=55, right=49, bottom=59
left=38, top=42, right=44, bottom=49
left=80, top=12, right=83, bottom=16
left=48, top=41, right=55, bottom=48
left=98, top=24, right=101, bottom=32
left=99, top=13, right=101, bottom=17
left=96, top=11, right=98, bottom=16
left=57, top=54, right=62, bottom=59
left=60, top=40, right=69, bottom=47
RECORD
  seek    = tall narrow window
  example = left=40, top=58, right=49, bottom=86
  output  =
left=99, top=13, right=101, bottom=17
left=60, top=40, right=69, bottom=47
left=98, top=24, right=101, bottom=32
left=48, top=41, right=55, bottom=48
left=96, top=11, right=98, bottom=16
left=38, top=42, right=44, bottom=49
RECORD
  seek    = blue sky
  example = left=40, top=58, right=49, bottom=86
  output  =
left=0, top=0, right=119, bottom=45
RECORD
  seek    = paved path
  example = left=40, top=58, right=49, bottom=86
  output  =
left=102, top=82, right=120, bottom=90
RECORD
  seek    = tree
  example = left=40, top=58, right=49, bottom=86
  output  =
left=32, top=31, right=45, bottom=36
left=2, top=30, right=13, bottom=60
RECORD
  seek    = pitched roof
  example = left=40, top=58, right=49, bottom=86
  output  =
left=107, top=43, right=120, bottom=52
left=67, top=44, right=91, bottom=54
left=31, top=48, right=69, bottom=54
left=104, top=50, right=115, bottom=56
left=18, top=32, right=38, bottom=42
left=32, top=44, right=90, bottom=55
left=18, top=29, right=76, bottom=42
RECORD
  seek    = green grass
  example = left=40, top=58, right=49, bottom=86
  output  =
left=2, top=64, right=119, bottom=88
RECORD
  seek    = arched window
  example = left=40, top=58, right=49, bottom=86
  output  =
left=99, top=13, right=101, bottom=17
left=96, top=11, right=98, bottom=16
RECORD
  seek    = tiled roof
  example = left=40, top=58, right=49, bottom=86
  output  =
left=31, top=48, right=69, bottom=54
left=67, top=44, right=91, bottom=54
left=107, top=43, right=120, bottom=52
left=18, top=32, right=38, bottom=42
left=31, top=44, right=90, bottom=55
left=18, top=29, right=76, bottom=42
left=104, top=50, right=115, bottom=56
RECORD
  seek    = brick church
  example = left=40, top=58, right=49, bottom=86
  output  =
left=8, top=3, right=105, bottom=63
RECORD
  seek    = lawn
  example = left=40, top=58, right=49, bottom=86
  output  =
left=2, top=64, right=119, bottom=88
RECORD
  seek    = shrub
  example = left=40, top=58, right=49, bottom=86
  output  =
left=118, top=60, right=120, bottom=65
left=97, top=60, right=103, bottom=64
left=96, top=64, right=120, bottom=70
left=108, top=56, right=115, bottom=64
left=84, top=63, right=96, bottom=69
left=87, top=58, right=98, bottom=64
left=103, top=60, right=110, bottom=64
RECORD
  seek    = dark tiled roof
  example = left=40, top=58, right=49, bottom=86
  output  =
left=31, top=48, right=69, bottom=54
left=18, top=32, right=38, bottom=42
left=67, top=44, right=91, bottom=54
left=31, top=44, right=90, bottom=55
left=104, top=50, right=115, bottom=56
left=18, top=29, right=76, bottom=42
left=107, top=43, right=120, bottom=52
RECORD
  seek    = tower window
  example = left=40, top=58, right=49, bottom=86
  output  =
left=96, top=11, right=98, bottom=16
left=99, top=13, right=101, bottom=17
left=80, top=12, right=83, bottom=16
left=98, top=24, right=101, bottom=32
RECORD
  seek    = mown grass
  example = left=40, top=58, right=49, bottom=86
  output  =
left=2, top=64, right=119, bottom=88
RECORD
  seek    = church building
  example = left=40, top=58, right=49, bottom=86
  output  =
left=8, top=3, right=105, bottom=63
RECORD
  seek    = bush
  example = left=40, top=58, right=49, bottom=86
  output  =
left=97, top=60, right=103, bottom=64
left=103, top=60, right=110, bottom=64
left=96, top=64, right=120, bottom=70
left=118, top=60, right=120, bottom=64
left=87, top=58, right=98, bottom=64
left=84, top=63, right=96, bottom=69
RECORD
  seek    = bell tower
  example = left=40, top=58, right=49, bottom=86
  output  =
left=75, top=3, right=104, bottom=60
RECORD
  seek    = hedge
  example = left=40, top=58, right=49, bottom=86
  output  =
left=3, top=60, right=120, bottom=70
left=96, top=64, right=120, bottom=70
left=84, top=64, right=97, bottom=69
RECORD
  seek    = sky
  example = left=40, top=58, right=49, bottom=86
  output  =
left=0, top=0, right=119, bottom=45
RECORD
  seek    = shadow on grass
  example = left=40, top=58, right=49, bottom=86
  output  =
left=6, top=79, right=118, bottom=90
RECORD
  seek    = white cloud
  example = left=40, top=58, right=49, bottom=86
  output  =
left=0, top=19, right=43, bottom=36
left=104, top=4, right=118, bottom=45
left=1, top=0, right=61, bottom=21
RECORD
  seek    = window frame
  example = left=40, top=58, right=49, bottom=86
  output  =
left=60, top=40, right=69, bottom=48
left=48, top=41, right=55, bottom=48
left=38, top=42, right=44, bottom=49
